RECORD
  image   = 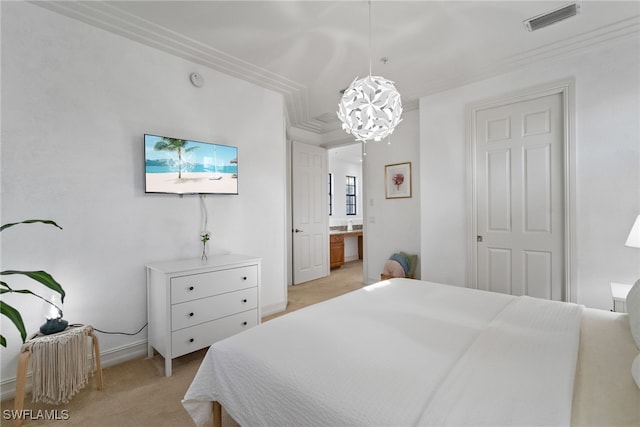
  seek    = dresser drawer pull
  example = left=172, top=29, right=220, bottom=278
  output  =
left=242, top=298, right=248, bottom=303
left=242, top=321, right=248, bottom=326
left=189, top=338, right=195, bottom=343
left=188, top=286, right=195, bottom=291
left=188, top=312, right=194, bottom=317
left=242, top=276, right=247, bottom=281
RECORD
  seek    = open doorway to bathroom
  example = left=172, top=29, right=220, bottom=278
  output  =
left=328, top=143, right=364, bottom=280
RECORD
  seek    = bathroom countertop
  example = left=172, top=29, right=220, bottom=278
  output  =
left=329, top=229, right=363, bottom=236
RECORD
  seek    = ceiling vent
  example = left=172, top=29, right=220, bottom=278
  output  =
left=524, top=2, right=581, bottom=32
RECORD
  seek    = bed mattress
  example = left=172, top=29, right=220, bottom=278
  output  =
left=183, top=279, right=593, bottom=426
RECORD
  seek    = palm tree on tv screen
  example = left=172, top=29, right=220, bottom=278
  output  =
left=153, top=138, right=198, bottom=179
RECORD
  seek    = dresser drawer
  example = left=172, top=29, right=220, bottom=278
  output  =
left=171, top=287, right=258, bottom=331
left=171, top=265, right=258, bottom=304
left=171, top=310, right=258, bottom=358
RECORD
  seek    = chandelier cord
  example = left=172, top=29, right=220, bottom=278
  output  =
left=368, top=0, right=372, bottom=76
left=200, top=194, right=208, bottom=232
left=337, top=0, right=403, bottom=143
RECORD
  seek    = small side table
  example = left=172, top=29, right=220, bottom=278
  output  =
left=610, top=282, right=633, bottom=313
left=13, top=325, right=103, bottom=427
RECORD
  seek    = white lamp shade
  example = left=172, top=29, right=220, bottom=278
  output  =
left=337, top=75, right=403, bottom=142
left=43, top=294, right=63, bottom=319
left=625, top=215, right=640, bottom=248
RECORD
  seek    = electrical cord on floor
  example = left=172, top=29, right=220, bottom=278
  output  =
left=69, top=322, right=148, bottom=336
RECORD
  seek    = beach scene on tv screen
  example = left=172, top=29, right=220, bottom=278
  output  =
left=145, top=135, right=238, bottom=194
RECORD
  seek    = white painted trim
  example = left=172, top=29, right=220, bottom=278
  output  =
left=344, top=255, right=360, bottom=263
left=99, top=339, right=149, bottom=368
left=466, top=78, right=576, bottom=302
left=261, top=302, right=288, bottom=317
left=0, top=339, right=148, bottom=401
left=33, top=2, right=638, bottom=135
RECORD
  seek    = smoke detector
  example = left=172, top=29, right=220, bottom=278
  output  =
left=524, top=2, right=581, bottom=32
left=189, top=72, right=205, bottom=87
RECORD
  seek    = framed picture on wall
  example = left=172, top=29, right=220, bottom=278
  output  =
left=385, top=162, right=412, bottom=199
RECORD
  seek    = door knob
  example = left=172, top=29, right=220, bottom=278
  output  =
left=477, top=235, right=483, bottom=242
left=294, top=228, right=303, bottom=233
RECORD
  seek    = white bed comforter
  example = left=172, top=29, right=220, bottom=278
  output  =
left=183, top=279, right=583, bottom=427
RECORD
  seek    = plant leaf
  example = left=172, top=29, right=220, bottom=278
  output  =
left=7, top=288, right=42, bottom=296
left=0, top=335, right=6, bottom=347
left=0, top=270, right=65, bottom=302
left=0, top=301, right=27, bottom=343
left=0, top=219, right=63, bottom=232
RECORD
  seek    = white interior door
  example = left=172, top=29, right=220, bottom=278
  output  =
left=475, top=93, right=564, bottom=300
left=292, top=141, right=329, bottom=284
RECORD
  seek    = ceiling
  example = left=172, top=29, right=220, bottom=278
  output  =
left=329, top=143, right=364, bottom=165
left=37, top=1, right=640, bottom=138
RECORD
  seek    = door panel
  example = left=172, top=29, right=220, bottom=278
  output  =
left=486, top=149, right=511, bottom=232
left=523, top=250, right=552, bottom=299
left=523, top=144, right=551, bottom=232
left=292, top=142, right=329, bottom=284
left=487, top=247, right=512, bottom=295
left=476, top=93, right=564, bottom=300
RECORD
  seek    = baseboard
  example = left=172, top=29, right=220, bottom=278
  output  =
left=0, top=339, right=148, bottom=402
left=99, top=339, right=148, bottom=369
left=261, top=301, right=287, bottom=318
left=366, top=276, right=380, bottom=285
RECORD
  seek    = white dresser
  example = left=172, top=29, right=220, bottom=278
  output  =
left=146, top=254, right=261, bottom=376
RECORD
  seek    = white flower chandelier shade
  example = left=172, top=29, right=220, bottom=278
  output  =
left=336, top=1, right=403, bottom=143
left=337, top=75, right=403, bottom=142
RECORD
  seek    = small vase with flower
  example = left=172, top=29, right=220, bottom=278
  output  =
left=200, top=231, right=210, bottom=260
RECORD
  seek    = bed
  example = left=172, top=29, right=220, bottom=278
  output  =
left=182, top=278, right=640, bottom=426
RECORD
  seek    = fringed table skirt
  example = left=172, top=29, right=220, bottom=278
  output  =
left=12, top=325, right=103, bottom=427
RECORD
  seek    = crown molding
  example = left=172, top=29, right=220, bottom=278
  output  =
left=31, top=2, right=639, bottom=135
left=410, top=15, right=640, bottom=100
left=32, top=0, right=312, bottom=130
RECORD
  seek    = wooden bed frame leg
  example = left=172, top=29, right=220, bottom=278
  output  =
left=212, top=401, right=222, bottom=427
left=13, top=350, right=31, bottom=427
left=88, top=330, right=104, bottom=390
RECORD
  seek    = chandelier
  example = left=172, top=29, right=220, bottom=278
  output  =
left=337, top=1, right=403, bottom=143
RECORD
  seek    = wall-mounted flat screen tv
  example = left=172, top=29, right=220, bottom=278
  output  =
left=144, top=134, right=238, bottom=195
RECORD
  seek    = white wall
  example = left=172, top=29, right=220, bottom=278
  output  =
left=363, top=109, right=421, bottom=283
left=419, top=36, right=640, bottom=309
left=1, top=2, right=287, bottom=386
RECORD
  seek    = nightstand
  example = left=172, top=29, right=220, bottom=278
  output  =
left=610, top=282, right=633, bottom=313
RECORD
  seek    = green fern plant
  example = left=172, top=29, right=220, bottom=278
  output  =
left=0, top=219, right=66, bottom=347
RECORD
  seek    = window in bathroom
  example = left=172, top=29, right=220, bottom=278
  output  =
left=346, top=175, right=356, bottom=215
